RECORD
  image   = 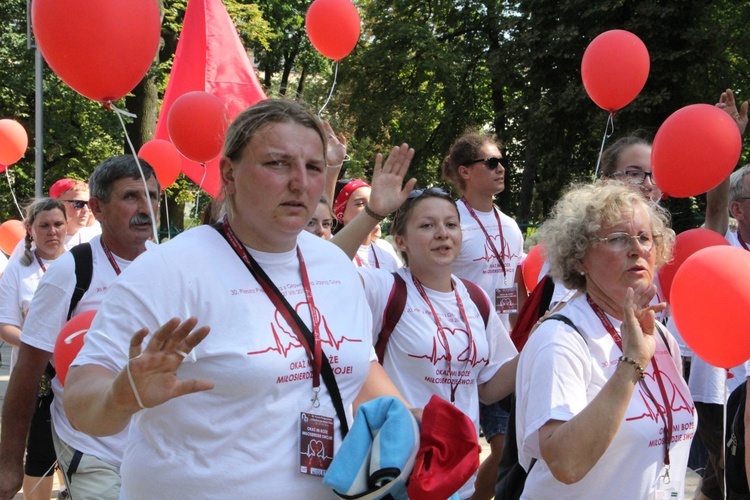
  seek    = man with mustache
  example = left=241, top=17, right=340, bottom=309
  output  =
left=0, top=155, right=159, bottom=500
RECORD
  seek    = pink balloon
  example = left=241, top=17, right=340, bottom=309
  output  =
left=652, top=104, right=741, bottom=198
left=657, top=228, right=729, bottom=302
left=0, top=119, right=28, bottom=166
left=167, top=92, right=229, bottom=164
left=671, top=246, right=750, bottom=368
left=581, top=30, right=650, bottom=112
left=139, top=139, right=182, bottom=189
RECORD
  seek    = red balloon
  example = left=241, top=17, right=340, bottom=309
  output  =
left=581, top=30, right=650, bottom=112
left=31, top=0, right=160, bottom=103
left=139, top=140, right=182, bottom=189
left=658, top=228, right=729, bottom=302
left=652, top=104, right=741, bottom=198
left=168, top=92, right=229, bottom=163
left=0, top=220, right=26, bottom=256
left=306, top=0, right=361, bottom=60
left=53, top=310, right=97, bottom=386
left=0, top=119, right=28, bottom=166
left=522, top=244, right=546, bottom=293
left=671, top=246, right=750, bottom=368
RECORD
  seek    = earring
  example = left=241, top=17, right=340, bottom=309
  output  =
left=580, top=271, right=585, bottom=276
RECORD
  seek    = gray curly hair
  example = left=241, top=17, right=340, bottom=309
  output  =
left=539, top=182, right=675, bottom=292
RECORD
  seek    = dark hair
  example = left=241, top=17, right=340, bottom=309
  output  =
left=391, top=188, right=458, bottom=265
left=441, top=130, right=503, bottom=194
left=89, top=155, right=159, bottom=203
left=21, top=197, right=67, bottom=266
left=600, top=135, right=652, bottom=178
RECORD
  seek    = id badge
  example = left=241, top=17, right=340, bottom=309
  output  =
left=648, top=468, right=681, bottom=500
left=299, top=410, right=335, bottom=477
left=495, top=284, right=519, bottom=314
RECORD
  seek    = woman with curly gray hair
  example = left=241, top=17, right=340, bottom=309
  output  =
left=515, top=182, right=695, bottom=498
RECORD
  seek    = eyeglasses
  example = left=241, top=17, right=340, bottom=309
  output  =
left=610, top=169, right=655, bottom=185
left=62, top=200, right=89, bottom=209
left=468, top=157, right=508, bottom=170
left=406, top=187, right=450, bottom=200
left=595, top=231, right=661, bottom=252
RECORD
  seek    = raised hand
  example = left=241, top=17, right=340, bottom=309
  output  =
left=322, top=121, right=347, bottom=169
left=620, top=285, right=661, bottom=369
left=124, top=317, right=213, bottom=410
left=716, top=88, right=748, bottom=136
left=367, top=144, right=418, bottom=217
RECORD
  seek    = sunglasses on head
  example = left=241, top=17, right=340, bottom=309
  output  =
left=406, top=187, right=451, bottom=200
left=468, top=157, right=508, bottom=170
left=62, top=200, right=89, bottom=209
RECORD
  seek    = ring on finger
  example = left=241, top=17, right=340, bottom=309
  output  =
left=175, top=350, right=189, bottom=358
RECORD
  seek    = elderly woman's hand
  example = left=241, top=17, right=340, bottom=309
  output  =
left=716, top=88, right=748, bottom=136
left=123, top=317, right=213, bottom=411
left=620, top=285, right=665, bottom=370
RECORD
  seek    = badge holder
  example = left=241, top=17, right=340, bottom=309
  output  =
left=299, top=392, right=335, bottom=477
left=649, top=466, right=681, bottom=500
left=495, top=283, right=519, bottom=314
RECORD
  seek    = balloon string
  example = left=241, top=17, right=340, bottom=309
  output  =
left=190, top=163, right=208, bottom=227
left=164, top=192, right=172, bottom=241
left=317, top=61, right=339, bottom=120
left=110, top=101, right=160, bottom=245
left=723, top=379, right=728, bottom=500
left=4, top=168, right=24, bottom=219
left=593, top=112, right=616, bottom=180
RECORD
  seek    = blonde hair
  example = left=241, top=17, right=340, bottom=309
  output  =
left=539, top=182, right=674, bottom=291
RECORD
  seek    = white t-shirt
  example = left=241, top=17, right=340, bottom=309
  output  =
left=358, top=266, right=517, bottom=499
left=21, top=234, right=146, bottom=467
left=516, top=294, right=694, bottom=499
left=686, top=229, right=750, bottom=402
left=0, top=254, right=54, bottom=371
left=354, top=242, right=401, bottom=271
left=452, top=200, right=524, bottom=331
left=8, top=224, right=101, bottom=263
left=74, top=227, right=376, bottom=499
left=374, top=238, right=403, bottom=268
left=0, top=252, right=8, bottom=275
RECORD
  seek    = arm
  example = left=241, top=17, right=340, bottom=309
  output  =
left=537, top=286, right=659, bottom=484
left=0, top=324, right=20, bottom=348
left=64, top=317, right=212, bottom=437
left=478, top=355, right=518, bottom=404
left=0, top=343, right=52, bottom=500
left=323, top=122, right=347, bottom=206
left=332, top=144, right=416, bottom=259
left=707, top=89, right=748, bottom=235
left=353, top=360, right=410, bottom=412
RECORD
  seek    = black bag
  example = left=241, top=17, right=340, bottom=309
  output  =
left=494, top=314, right=581, bottom=500
left=725, top=380, right=749, bottom=495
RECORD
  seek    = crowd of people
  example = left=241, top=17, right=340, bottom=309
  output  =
left=0, top=91, right=747, bottom=500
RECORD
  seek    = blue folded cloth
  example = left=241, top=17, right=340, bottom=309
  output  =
left=323, top=396, right=420, bottom=499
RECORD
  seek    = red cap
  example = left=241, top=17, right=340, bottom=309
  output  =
left=407, top=395, right=481, bottom=500
left=49, top=179, right=77, bottom=199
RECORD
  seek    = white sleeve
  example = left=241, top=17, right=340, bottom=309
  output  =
left=0, top=264, right=23, bottom=327
left=20, top=253, right=77, bottom=353
left=356, top=267, right=394, bottom=343
left=477, top=300, right=518, bottom=385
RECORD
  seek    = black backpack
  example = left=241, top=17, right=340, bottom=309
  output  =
left=725, top=380, right=749, bottom=494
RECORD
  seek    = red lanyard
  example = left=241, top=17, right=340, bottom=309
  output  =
left=222, top=219, right=323, bottom=394
left=35, top=252, right=47, bottom=273
left=586, top=294, right=672, bottom=471
left=461, top=198, right=507, bottom=277
left=354, top=244, right=380, bottom=268
left=100, top=239, right=122, bottom=276
left=738, top=232, right=749, bottom=251
left=411, top=274, right=473, bottom=403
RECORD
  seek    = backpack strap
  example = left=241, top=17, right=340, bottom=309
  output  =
left=375, top=273, right=407, bottom=364
left=545, top=314, right=585, bottom=342
left=375, top=274, right=491, bottom=364
left=67, top=243, right=93, bottom=321
left=459, top=278, right=490, bottom=328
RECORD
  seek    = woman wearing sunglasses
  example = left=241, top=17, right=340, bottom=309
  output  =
left=440, top=130, right=526, bottom=499
left=334, top=150, right=519, bottom=499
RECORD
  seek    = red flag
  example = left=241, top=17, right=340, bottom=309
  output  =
left=154, top=0, right=266, bottom=198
